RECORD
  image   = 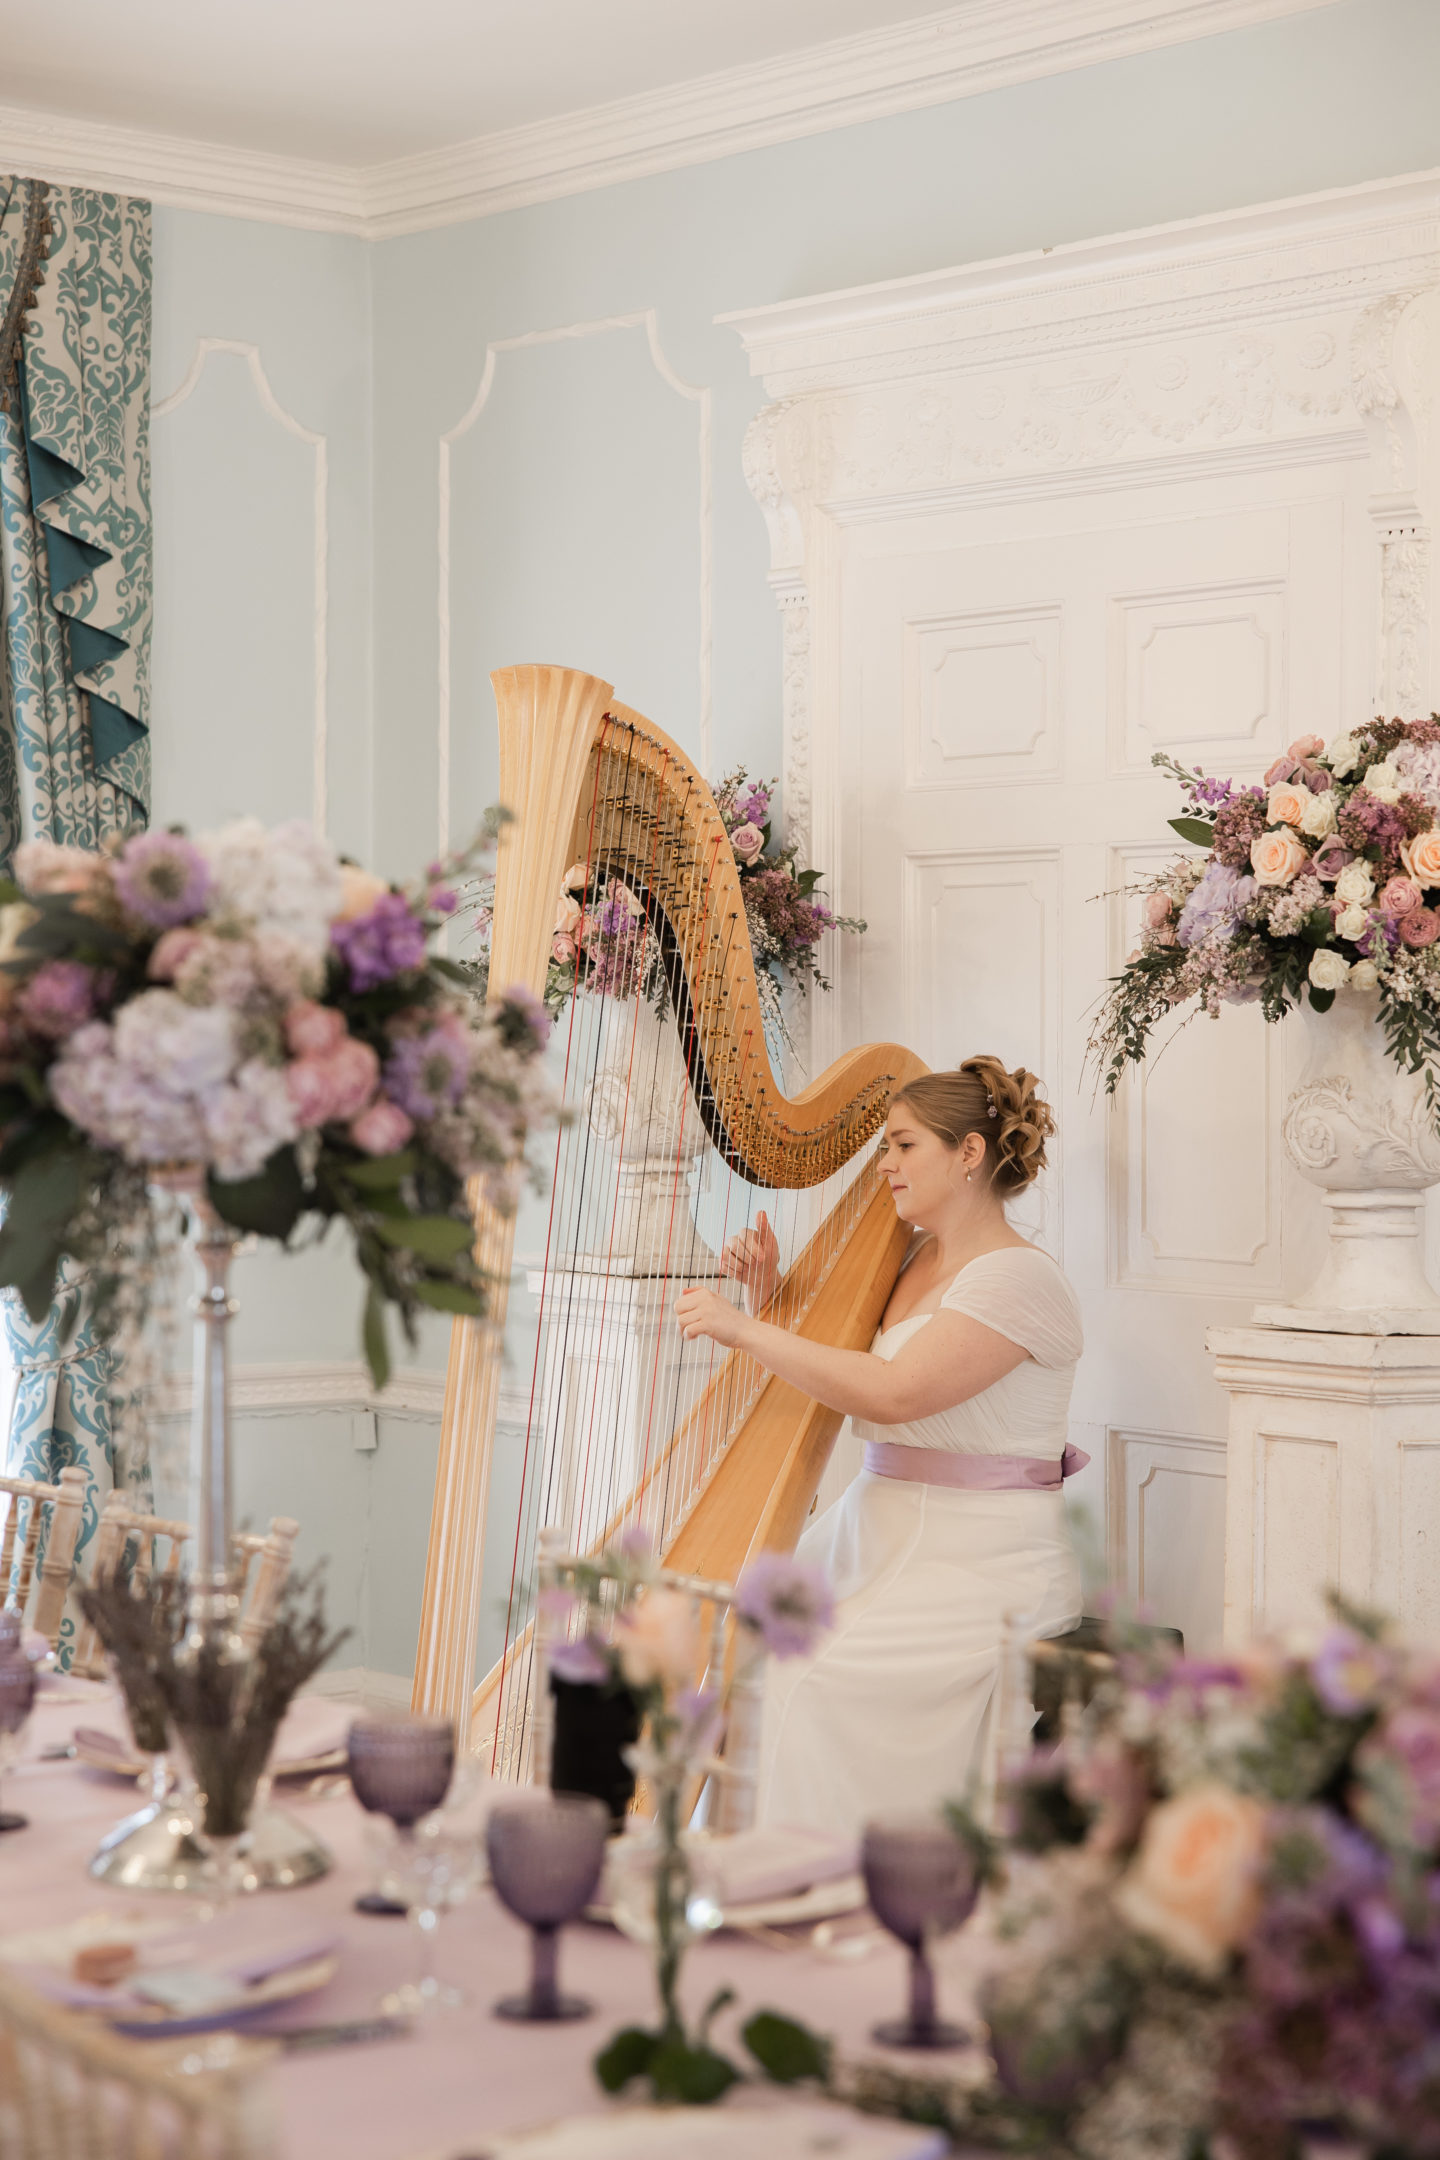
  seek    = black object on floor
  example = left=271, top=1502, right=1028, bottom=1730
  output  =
left=549, top=1674, right=642, bottom=1828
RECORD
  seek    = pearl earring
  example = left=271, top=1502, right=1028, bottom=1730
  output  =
left=965, top=1171, right=972, bottom=1183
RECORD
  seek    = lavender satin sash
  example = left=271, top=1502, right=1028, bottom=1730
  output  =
left=863, top=1440, right=1091, bottom=1491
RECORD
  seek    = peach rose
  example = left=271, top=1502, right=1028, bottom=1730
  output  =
left=1250, top=827, right=1309, bottom=887
left=1287, top=734, right=1326, bottom=761
left=349, top=1100, right=414, bottom=1156
left=563, top=861, right=589, bottom=895
left=555, top=894, right=582, bottom=937
left=1401, top=829, right=1440, bottom=889
left=1141, top=893, right=1172, bottom=929
left=334, top=864, right=390, bottom=923
left=1381, top=876, right=1422, bottom=917
left=284, top=999, right=346, bottom=1058
left=1266, top=782, right=1310, bottom=829
left=616, top=1586, right=700, bottom=1696
left=1114, top=1783, right=1267, bottom=1973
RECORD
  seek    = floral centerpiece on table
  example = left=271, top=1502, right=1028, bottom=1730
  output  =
left=0, top=820, right=554, bottom=1385
left=1091, top=719, right=1440, bottom=1105
left=959, top=1602, right=1440, bottom=2159
left=541, top=1531, right=834, bottom=2103
left=466, top=770, right=864, bottom=1046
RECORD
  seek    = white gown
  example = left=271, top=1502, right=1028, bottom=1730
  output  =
left=755, top=1246, right=1084, bottom=1836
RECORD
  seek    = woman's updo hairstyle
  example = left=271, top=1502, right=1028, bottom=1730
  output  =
left=891, top=1056, right=1055, bottom=1193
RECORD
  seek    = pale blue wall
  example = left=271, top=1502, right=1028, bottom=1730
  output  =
left=142, top=0, right=1440, bottom=1680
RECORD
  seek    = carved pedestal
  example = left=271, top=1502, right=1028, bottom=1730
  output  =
left=1208, top=1325, right=1440, bottom=1644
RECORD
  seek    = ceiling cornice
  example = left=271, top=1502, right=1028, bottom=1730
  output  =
left=0, top=0, right=1334, bottom=241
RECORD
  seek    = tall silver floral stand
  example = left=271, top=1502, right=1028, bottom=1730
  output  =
left=1208, top=990, right=1440, bottom=1644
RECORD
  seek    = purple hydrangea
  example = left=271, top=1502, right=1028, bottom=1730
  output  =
left=384, top=1021, right=470, bottom=1120
left=1175, top=861, right=1257, bottom=948
left=331, top=892, right=428, bottom=992
left=734, top=1553, right=834, bottom=1659
left=111, top=830, right=213, bottom=929
left=17, top=960, right=97, bottom=1039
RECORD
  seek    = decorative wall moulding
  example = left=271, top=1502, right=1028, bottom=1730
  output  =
left=0, top=2, right=1327, bottom=238
left=150, top=1359, right=529, bottom=1430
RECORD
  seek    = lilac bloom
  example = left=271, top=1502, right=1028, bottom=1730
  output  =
left=1312, top=1627, right=1390, bottom=1716
left=111, top=830, right=213, bottom=929
left=384, top=1022, right=470, bottom=1120
left=550, top=1635, right=613, bottom=1687
left=331, top=892, right=428, bottom=991
left=734, top=1553, right=834, bottom=1659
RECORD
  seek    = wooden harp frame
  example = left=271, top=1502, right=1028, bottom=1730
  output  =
left=412, top=665, right=925, bottom=1739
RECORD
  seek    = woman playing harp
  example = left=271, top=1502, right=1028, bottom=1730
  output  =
left=675, top=1056, right=1084, bottom=1835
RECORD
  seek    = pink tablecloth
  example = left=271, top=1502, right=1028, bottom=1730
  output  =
left=0, top=1696, right=983, bottom=2160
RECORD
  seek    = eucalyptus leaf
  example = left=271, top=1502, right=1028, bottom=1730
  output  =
left=362, top=1281, right=391, bottom=1393
left=741, top=2009, right=830, bottom=2085
left=1308, top=986, right=1337, bottom=1014
left=647, top=2037, right=739, bottom=2105
left=208, top=1146, right=306, bottom=1241
left=372, top=1214, right=475, bottom=1260
left=340, top=1151, right=417, bottom=1190
left=1168, top=817, right=1217, bottom=849
left=593, top=2025, right=659, bottom=2094
left=412, top=1278, right=486, bottom=1316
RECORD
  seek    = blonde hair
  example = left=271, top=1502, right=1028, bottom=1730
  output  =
left=891, top=1056, right=1054, bottom=1194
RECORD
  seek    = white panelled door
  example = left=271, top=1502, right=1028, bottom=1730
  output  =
left=838, top=466, right=1374, bottom=1653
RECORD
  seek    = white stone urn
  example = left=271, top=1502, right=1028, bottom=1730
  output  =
left=579, top=998, right=717, bottom=1275
left=1253, top=986, right=1440, bottom=1334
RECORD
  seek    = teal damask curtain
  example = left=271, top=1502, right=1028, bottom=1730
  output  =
left=0, top=175, right=154, bottom=1654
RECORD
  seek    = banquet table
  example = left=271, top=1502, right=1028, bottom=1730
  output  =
left=1, top=1691, right=992, bottom=2160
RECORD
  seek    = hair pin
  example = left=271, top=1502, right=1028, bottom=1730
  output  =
left=986, top=1096, right=998, bottom=1118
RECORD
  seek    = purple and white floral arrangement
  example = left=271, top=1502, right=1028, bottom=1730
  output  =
left=1091, top=719, right=1440, bottom=1106
left=0, top=819, right=555, bottom=1384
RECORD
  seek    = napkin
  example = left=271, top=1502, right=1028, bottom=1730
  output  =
left=706, top=1825, right=859, bottom=1908
left=6, top=1926, right=341, bottom=2013
left=470, top=2099, right=948, bottom=2159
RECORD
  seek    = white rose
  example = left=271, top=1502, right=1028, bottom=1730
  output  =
left=1364, top=759, right=1403, bottom=804
left=1326, top=733, right=1360, bottom=777
left=1350, top=959, right=1379, bottom=990
left=1299, top=792, right=1337, bottom=839
left=1335, top=904, right=1369, bottom=940
left=1335, top=862, right=1375, bottom=905
left=1309, top=948, right=1352, bottom=991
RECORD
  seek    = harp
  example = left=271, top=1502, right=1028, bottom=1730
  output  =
left=412, top=666, right=926, bottom=1758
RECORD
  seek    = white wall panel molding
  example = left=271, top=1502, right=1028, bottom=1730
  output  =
left=437, top=310, right=711, bottom=852
left=151, top=1359, right=529, bottom=1429
left=154, top=340, right=330, bottom=831
left=1107, top=1426, right=1227, bottom=1652
left=0, top=4, right=1327, bottom=237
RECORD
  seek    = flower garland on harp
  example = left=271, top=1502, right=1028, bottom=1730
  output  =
left=0, top=819, right=555, bottom=1387
left=1089, top=718, right=1440, bottom=1107
left=464, top=768, right=864, bottom=1049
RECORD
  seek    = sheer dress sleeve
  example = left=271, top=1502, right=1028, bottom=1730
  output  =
left=939, top=1249, right=1083, bottom=1370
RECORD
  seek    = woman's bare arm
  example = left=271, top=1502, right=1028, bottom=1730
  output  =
left=673, top=1286, right=1027, bottom=1424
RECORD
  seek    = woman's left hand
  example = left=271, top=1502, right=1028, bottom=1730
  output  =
left=675, top=1284, right=746, bottom=1348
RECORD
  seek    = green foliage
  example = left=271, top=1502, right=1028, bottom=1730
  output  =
left=941, top=1796, right=1005, bottom=1887
left=0, top=1133, right=92, bottom=1320
left=362, top=1283, right=390, bottom=1393
left=1168, top=817, right=1217, bottom=848
left=741, top=2010, right=831, bottom=2084
left=370, top=1213, right=475, bottom=1259
left=1307, top=986, right=1336, bottom=1014
left=208, top=1145, right=306, bottom=1240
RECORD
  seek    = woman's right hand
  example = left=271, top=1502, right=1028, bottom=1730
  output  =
left=720, top=1209, right=780, bottom=1316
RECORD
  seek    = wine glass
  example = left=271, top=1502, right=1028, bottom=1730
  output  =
left=486, top=1794, right=608, bottom=2022
left=347, top=1717, right=455, bottom=1917
left=861, top=1816, right=980, bottom=2048
left=384, top=1815, right=477, bottom=2017
left=0, top=1650, right=38, bottom=1833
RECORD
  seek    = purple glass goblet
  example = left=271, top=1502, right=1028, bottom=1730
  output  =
left=861, top=1816, right=980, bottom=2049
left=486, top=1794, right=609, bottom=2022
left=347, top=1717, right=455, bottom=1916
left=0, top=1650, right=38, bottom=1833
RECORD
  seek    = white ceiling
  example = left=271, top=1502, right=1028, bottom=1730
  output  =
left=0, top=0, right=956, bottom=165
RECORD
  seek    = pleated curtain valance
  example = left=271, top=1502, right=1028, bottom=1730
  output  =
left=0, top=173, right=155, bottom=1660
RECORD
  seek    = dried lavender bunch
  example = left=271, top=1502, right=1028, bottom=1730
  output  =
left=75, top=1569, right=184, bottom=1755
left=157, top=1564, right=351, bottom=1838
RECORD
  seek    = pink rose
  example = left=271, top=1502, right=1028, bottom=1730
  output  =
left=284, top=999, right=346, bottom=1057
left=323, top=1036, right=380, bottom=1119
left=1263, top=756, right=1297, bottom=787
left=349, top=1099, right=414, bottom=1156
left=1141, top=893, right=1171, bottom=929
left=286, top=1055, right=337, bottom=1126
left=1400, top=908, right=1440, bottom=949
left=552, top=933, right=576, bottom=964
left=1287, top=734, right=1326, bottom=761
left=729, top=822, right=765, bottom=865
left=1381, top=876, right=1423, bottom=918
left=148, top=928, right=204, bottom=982
left=1250, top=827, right=1309, bottom=886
